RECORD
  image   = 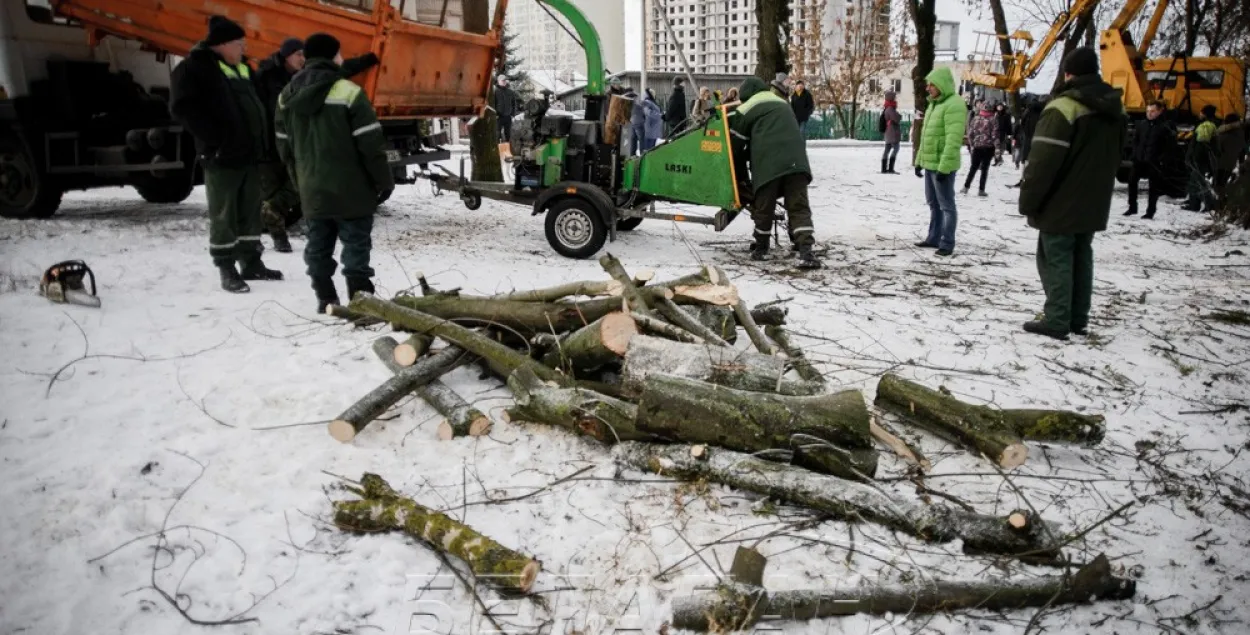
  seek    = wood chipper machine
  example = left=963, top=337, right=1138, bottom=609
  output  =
left=425, top=0, right=750, bottom=259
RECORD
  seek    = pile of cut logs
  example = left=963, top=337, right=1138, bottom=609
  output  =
left=324, top=254, right=1135, bottom=630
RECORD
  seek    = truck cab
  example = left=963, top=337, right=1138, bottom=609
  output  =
left=1, top=0, right=197, bottom=218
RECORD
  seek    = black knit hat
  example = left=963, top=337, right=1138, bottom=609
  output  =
left=205, top=15, right=245, bottom=46
left=304, top=33, right=341, bottom=60
left=1063, top=47, right=1099, bottom=77
left=279, top=37, right=304, bottom=59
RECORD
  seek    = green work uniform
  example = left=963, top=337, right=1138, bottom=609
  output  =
left=730, top=77, right=814, bottom=248
left=206, top=61, right=268, bottom=267
left=259, top=160, right=301, bottom=233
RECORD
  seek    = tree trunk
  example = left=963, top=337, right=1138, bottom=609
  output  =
left=764, top=326, right=823, bottom=384
left=541, top=312, right=638, bottom=373
left=614, top=442, right=1062, bottom=556
left=334, top=473, right=539, bottom=594
left=734, top=297, right=779, bottom=355
left=621, top=335, right=822, bottom=396
left=789, top=435, right=879, bottom=481
left=671, top=547, right=769, bottom=632
left=599, top=253, right=654, bottom=315
left=371, top=337, right=491, bottom=440
left=674, top=553, right=1133, bottom=631
left=754, top=0, right=790, bottom=81
left=987, top=0, right=1019, bottom=113
left=349, top=294, right=566, bottom=385
left=874, top=373, right=1106, bottom=467
left=491, top=279, right=625, bottom=302
left=749, top=302, right=787, bottom=326
left=465, top=0, right=502, bottom=182
left=329, top=343, right=471, bottom=442
left=909, top=0, right=937, bottom=115
left=1051, top=7, right=1097, bottom=94
left=631, top=312, right=705, bottom=344
left=504, top=367, right=652, bottom=444
left=634, top=375, right=873, bottom=454
left=325, top=304, right=384, bottom=327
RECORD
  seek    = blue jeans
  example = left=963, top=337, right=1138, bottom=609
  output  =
left=630, top=124, right=645, bottom=155
left=923, top=169, right=958, bottom=250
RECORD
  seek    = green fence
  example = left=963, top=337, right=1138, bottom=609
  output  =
left=804, top=107, right=913, bottom=141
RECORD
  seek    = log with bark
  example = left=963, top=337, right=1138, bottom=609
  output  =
left=788, top=434, right=878, bottom=481
left=329, top=343, right=472, bottom=442
left=393, top=333, right=434, bottom=367
left=870, top=417, right=931, bottom=472
left=372, top=337, right=491, bottom=440
left=635, top=375, right=874, bottom=457
left=504, top=367, right=653, bottom=444
left=333, top=473, right=540, bottom=594
left=749, top=301, right=789, bottom=326
left=630, top=312, right=705, bottom=344
left=540, top=312, right=638, bottom=373
left=672, top=549, right=1133, bottom=631
left=621, top=335, right=822, bottom=396
left=671, top=546, right=769, bottom=633
left=614, top=442, right=1061, bottom=556
left=324, top=304, right=385, bottom=327
left=874, top=373, right=1106, bottom=468
left=492, top=279, right=625, bottom=303
left=765, top=325, right=824, bottom=384
left=689, top=305, right=738, bottom=343
left=349, top=293, right=566, bottom=385
left=599, top=252, right=654, bottom=315
left=655, top=294, right=731, bottom=346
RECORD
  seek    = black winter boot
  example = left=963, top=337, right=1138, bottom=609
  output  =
left=749, top=240, right=769, bottom=261
left=796, top=245, right=822, bottom=269
left=271, top=229, right=293, bottom=253
left=887, top=156, right=898, bottom=174
left=312, top=278, right=340, bottom=314
left=239, top=258, right=284, bottom=281
left=219, top=264, right=250, bottom=293
left=880, top=157, right=889, bottom=174
left=345, top=277, right=375, bottom=302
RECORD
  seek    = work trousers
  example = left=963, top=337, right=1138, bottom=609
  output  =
left=1126, top=162, right=1163, bottom=217
left=259, top=160, right=301, bottom=233
left=751, top=173, right=815, bottom=249
left=498, top=116, right=513, bottom=145
left=964, top=146, right=995, bottom=192
left=304, top=216, right=376, bottom=281
left=1036, top=232, right=1095, bottom=333
left=205, top=163, right=263, bottom=267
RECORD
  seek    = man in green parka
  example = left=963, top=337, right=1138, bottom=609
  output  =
left=913, top=66, right=967, bottom=257
left=275, top=33, right=394, bottom=312
left=1019, top=48, right=1127, bottom=340
left=729, top=76, right=820, bottom=269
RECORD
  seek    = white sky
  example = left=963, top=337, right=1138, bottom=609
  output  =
left=619, top=0, right=1060, bottom=93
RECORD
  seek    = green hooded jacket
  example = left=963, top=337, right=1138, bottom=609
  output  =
left=915, top=67, right=967, bottom=174
left=274, top=59, right=393, bottom=220
left=729, top=77, right=811, bottom=193
left=1019, top=74, right=1126, bottom=234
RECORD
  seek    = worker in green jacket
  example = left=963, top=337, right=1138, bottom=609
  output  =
left=1182, top=104, right=1221, bottom=211
left=913, top=67, right=967, bottom=257
left=1019, top=48, right=1127, bottom=341
left=275, top=33, right=394, bottom=312
left=729, top=76, right=820, bottom=269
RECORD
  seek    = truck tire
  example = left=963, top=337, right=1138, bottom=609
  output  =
left=134, top=171, right=195, bottom=204
left=544, top=196, right=609, bottom=259
left=0, top=136, right=62, bottom=219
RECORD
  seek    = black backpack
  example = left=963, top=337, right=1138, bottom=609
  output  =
left=878, top=112, right=887, bottom=133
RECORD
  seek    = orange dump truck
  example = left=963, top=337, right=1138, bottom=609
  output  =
left=0, top=0, right=508, bottom=219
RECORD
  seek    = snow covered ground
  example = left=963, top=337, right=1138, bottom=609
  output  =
left=1, top=147, right=1248, bottom=635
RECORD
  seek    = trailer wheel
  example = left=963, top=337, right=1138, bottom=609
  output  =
left=616, top=217, right=644, bottom=231
left=545, top=197, right=608, bottom=259
left=135, top=171, right=195, bottom=204
left=462, top=192, right=482, bottom=210
left=0, top=136, right=61, bottom=219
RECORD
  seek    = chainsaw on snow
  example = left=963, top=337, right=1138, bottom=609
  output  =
left=40, top=260, right=101, bottom=308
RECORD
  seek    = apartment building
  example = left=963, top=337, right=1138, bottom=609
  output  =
left=504, top=0, right=627, bottom=79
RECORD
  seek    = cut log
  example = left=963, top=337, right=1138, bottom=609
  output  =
left=676, top=553, right=1133, bottom=631
left=655, top=294, right=731, bottom=346
left=329, top=343, right=470, bottom=442
left=671, top=546, right=769, bottom=632
left=491, top=279, right=624, bottom=303
left=371, top=337, right=492, bottom=440
left=415, top=271, right=460, bottom=297
left=671, top=284, right=740, bottom=306
left=789, top=434, right=878, bottom=481
left=870, top=417, right=931, bottom=472
left=875, top=374, right=1027, bottom=468
left=634, top=374, right=873, bottom=453
left=393, top=333, right=434, bottom=367
left=621, top=335, right=822, bottom=396
left=334, top=473, right=540, bottom=594
left=540, top=312, right=638, bottom=373
left=734, top=299, right=778, bottom=355
left=633, top=269, right=655, bottom=286
left=599, top=252, right=654, bottom=315
left=689, top=305, right=738, bottom=343
left=614, top=442, right=1062, bottom=556
left=350, top=293, right=566, bottom=385
left=631, top=312, right=704, bottom=344
left=764, top=325, right=824, bottom=384
left=504, top=367, right=652, bottom=444
left=325, top=304, right=385, bottom=327
left=749, top=303, right=788, bottom=326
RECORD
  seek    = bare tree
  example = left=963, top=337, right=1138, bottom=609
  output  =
left=904, top=0, right=937, bottom=114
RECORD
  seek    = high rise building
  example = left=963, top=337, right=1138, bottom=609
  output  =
left=645, top=0, right=891, bottom=76
left=504, top=0, right=627, bottom=81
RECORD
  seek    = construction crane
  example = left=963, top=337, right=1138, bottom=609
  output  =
left=964, top=0, right=1106, bottom=93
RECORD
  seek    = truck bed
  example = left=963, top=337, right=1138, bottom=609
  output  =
left=50, top=0, right=507, bottom=118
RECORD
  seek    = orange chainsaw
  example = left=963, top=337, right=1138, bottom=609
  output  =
left=40, top=260, right=101, bottom=308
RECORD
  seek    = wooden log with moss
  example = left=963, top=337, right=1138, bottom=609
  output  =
left=621, top=335, right=822, bottom=396
left=674, top=553, right=1133, bottom=631
left=492, top=279, right=625, bottom=302
left=671, top=546, right=769, bottom=633
left=765, top=325, right=824, bottom=384
left=614, top=442, right=1062, bottom=556
left=789, top=434, right=878, bottom=481
left=540, top=312, right=638, bottom=373
left=630, top=312, right=704, bottom=344
left=329, top=343, right=471, bottom=443
left=372, top=337, right=491, bottom=440
left=504, top=367, right=653, bottom=444
left=324, top=304, right=385, bottom=327
left=634, top=375, right=873, bottom=457
left=875, top=374, right=1105, bottom=468
left=333, top=473, right=540, bottom=594
left=350, top=293, right=566, bottom=385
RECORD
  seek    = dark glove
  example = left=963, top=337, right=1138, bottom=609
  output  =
left=914, top=166, right=923, bottom=178
left=378, top=188, right=393, bottom=204
left=357, top=52, right=380, bottom=69
left=935, top=172, right=949, bottom=183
